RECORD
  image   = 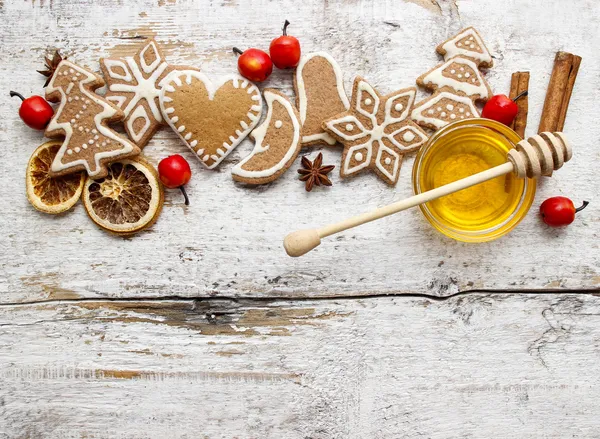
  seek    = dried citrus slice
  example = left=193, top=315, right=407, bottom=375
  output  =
left=82, top=158, right=164, bottom=235
left=26, top=140, right=85, bottom=214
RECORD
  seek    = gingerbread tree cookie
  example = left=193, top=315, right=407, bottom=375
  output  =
left=323, top=77, right=428, bottom=186
left=436, top=27, right=493, bottom=68
left=100, top=38, right=180, bottom=147
left=412, top=27, right=493, bottom=131
left=44, top=60, right=140, bottom=178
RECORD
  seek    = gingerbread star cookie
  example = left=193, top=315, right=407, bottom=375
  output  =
left=323, top=77, right=428, bottom=186
left=100, top=38, right=180, bottom=147
left=436, top=27, right=493, bottom=68
left=44, top=60, right=140, bottom=178
left=159, top=69, right=262, bottom=169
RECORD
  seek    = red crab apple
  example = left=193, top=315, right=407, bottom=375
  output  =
left=233, top=47, right=273, bottom=82
left=269, top=20, right=301, bottom=69
left=10, top=91, right=54, bottom=130
left=158, top=154, right=192, bottom=206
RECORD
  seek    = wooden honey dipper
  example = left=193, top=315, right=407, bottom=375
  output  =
left=284, top=132, right=572, bottom=257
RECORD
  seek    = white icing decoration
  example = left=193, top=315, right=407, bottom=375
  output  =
left=439, top=27, right=493, bottom=66
left=325, top=115, right=368, bottom=142
left=355, top=152, right=363, bottom=161
left=240, top=120, right=249, bottom=130
left=67, top=150, right=73, bottom=155
left=344, top=143, right=371, bottom=174
left=232, top=91, right=301, bottom=181
left=441, top=112, right=447, bottom=117
left=384, top=157, right=392, bottom=165
left=384, top=89, right=415, bottom=122
left=171, top=116, right=179, bottom=123
left=74, top=147, right=80, bottom=153
left=403, top=132, right=415, bottom=142
left=356, top=81, right=380, bottom=123
left=345, top=123, right=353, bottom=131
left=185, top=133, right=192, bottom=140
left=450, top=114, right=456, bottom=119
left=126, top=105, right=152, bottom=143
left=178, top=125, right=186, bottom=132
left=295, top=52, right=350, bottom=145
left=103, top=59, right=133, bottom=81
left=275, top=120, right=283, bottom=129
left=139, top=41, right=162, bottom=74
left=66, top=83, right=74, bottom=94
left=421, top=56, right=490, bottom=99
left=388, top=125, right=427, bottom=152
left=159, top=70, right=262, bottom=169
left=45, top=60, right=136, bottom=177
left=164, top=107, right=175, bottom=114
left=411, top=91, right=479, bottom=129
left=375, top=144, right=400, bottom=182
left=446, top=104, right=454, bottom=110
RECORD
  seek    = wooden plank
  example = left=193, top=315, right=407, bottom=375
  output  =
left=1, top=0, right=599, bottom=303
left=1, top=293, right=600, bottom=437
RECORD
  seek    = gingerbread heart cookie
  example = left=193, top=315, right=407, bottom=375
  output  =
left=159, top=70, right=262, bottom=169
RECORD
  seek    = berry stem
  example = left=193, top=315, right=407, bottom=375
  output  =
left=232, top=47, right=244, bottom=56
left=575, top=200, right=589, bottom=213
left=513, top=90, right=528, bottom=102
left=282, top=20, right=290, bottom=36
left=9, top=91, right=25, bottom=101
left=179, top=186, right=190, bottom=206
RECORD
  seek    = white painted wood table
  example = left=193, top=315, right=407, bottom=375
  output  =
left=1, top=0, right=599, bottom=437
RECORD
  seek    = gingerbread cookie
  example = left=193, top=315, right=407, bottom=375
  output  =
left=323, top=77, right=428, bottom=186
left=436, top=27, right=493, bottom=68
left=232, top=90, right=301, bottom=185
left=294, top=52, right=349, bottom=147
left=416, top=55, right=492, bottom=102
left=44, top=60, right=140, bottom=178
left=100, top=38, right=181, bottom=148
left=411, top=88, right=480, bottom=131
left=159, top=70, right=262, bottom=169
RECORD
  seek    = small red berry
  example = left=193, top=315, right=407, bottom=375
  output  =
left=482, top=91, right=527, bottom=127
left=158, top=154, right=192, bottom=205
left=269, top=20, right=301, bottom=69
left=233, top=47, right=273, bottom=82
left=10, top=91, right=54, bottom=130
left=540, top=196, right=589, bottom=227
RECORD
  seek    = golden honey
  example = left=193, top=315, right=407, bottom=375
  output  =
left=412, top=119, right=536, bottom=242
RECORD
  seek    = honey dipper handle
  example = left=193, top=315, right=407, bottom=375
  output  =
left=318, top=162, right=515, bottom=238
left=284, top=162, right=514, bottom=257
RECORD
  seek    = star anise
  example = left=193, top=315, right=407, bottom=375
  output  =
left=37, top=50, right=66, bottom=87
left=298, top=153, right=335, bottom=192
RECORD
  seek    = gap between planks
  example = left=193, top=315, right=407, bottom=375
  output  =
left=0, top=288, right=599, bottom=308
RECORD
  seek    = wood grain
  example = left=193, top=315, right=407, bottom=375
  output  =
left=2, top=294, right=600, bottom=437
left=0, top=0, right=599, bottom=303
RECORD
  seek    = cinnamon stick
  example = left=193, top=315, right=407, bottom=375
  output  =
left=538, top=51, right=582, bottom=133
left=509, top=71, right=530, bottom=138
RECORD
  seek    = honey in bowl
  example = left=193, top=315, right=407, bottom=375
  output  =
left=412, top=119, right=536, bottom=242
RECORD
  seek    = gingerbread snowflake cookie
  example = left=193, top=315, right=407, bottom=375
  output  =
left=44, top=60, right=140, bottom=178
left=436, top=27, right=493, bottom=68
left=294, top=52, right=349, bottom=147
left=100, top=38, right=181, bottom=148
left=416, top=55, right=492, bottom=102
left=159, top=69, right=262, bottom=169
left=323, top=77, right=428, bottom=186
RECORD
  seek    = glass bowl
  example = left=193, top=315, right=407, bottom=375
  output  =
left=412, top=118, right=536, bottom=242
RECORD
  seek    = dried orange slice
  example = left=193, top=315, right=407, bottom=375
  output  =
left=82, top=158, right=164, bottom=235
left=26, top=141, right=85, bottom=214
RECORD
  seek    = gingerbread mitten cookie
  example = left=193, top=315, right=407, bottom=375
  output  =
left=100, top=38, right=181, bottom=148
left=44, top=60, right=140, bottom=178
left=323, top=77, right=428, bottom=186
left=232, top=90, right=301, bottom=185
left=294, top=52, right=349, bottom=147
left=159, top=70, right=262, bottom=169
